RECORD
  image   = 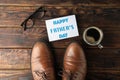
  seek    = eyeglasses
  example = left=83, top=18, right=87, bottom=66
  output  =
left=21, top=7, right=46, bottom=31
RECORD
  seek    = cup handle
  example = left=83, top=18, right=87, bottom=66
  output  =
left=98, top=44, right=103, bottom=49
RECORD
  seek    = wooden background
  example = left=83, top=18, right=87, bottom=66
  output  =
left=0, top=0, right=120, bottom=80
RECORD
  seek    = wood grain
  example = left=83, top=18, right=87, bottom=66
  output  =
left=0, top=70, right=120, bottom=80
left=0, top=48, right=120, bottom=70
left=84, top=48, right=120, bottom=70
left=0, top=48, right=120, bottom=79
left=56, top=48, right=120, bottom=70
left=0, top=6, right=120, bottom=27
left=0, top=28, right=119, bottom=48
left=0, top=0, right=120, bottom=80
left=0, top=49, right=31, bottom=69
left=0, top=0, right=120, bottom=6
left=0, top=70, right=32, bottom=79
left=86, top=72, right=120, bottom=80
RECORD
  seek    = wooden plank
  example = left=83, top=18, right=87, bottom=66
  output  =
left=0, top=70, right=120, bottom=80
left=0, top=0, right=119, bottom=80
left=0, top=28, right=119, bottom=48
left=0, top=48, right=120, bottom=70
left=0, top=6, right=120, bottom=27
left=0, top=0, right=120, bottom=6
left=86, top=72, right=120, bottom=80
left=0, top=49, right=31, bottom=69
left=0, top=71, right=120, bottom=80
left=0, top=70, right=32, bottom=80
left=0, top=48, right=120, bottom=80
left=56, top=48, right=120, bottom=70
left=84, top=48, right=120, bottom=70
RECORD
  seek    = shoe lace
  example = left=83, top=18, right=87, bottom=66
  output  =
left=58, top=69, right=72, bottom=80
left=58, top=69, right=79, bottom=80
left=34, top=71, right=48, bottom=80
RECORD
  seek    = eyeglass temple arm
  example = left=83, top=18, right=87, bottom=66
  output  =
left=21, top=6, right=46, bottom=30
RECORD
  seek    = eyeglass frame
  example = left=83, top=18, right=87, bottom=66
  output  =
left=21, top=6, right=46, bottom=31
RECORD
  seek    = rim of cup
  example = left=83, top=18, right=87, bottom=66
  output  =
left=83, top=26, right=103, bottom=46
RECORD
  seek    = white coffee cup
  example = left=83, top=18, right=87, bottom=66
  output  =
left=83, top=26, right=103, bottom=49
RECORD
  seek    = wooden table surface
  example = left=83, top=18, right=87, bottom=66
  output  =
left=0, top=0, right=120, bottom=80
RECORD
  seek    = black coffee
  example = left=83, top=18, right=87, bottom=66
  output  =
left=87, top=28, right=100, bottom=41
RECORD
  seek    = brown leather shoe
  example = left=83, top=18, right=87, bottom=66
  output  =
left=31, top=41, right=55, bottom=80
left=63, top=42, right=87, bottom=80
